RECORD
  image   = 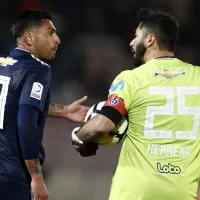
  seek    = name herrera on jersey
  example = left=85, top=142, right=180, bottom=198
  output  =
left=147, top=143, right=191, bottom=158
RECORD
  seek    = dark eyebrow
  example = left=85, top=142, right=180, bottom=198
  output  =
left=48, top=27, right=56, bottom=32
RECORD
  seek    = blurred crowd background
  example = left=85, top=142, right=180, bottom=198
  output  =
left=1, top=0, right=200, bottom=199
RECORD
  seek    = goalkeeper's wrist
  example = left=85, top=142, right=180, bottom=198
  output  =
left=72, top=127, right=84, bottom=149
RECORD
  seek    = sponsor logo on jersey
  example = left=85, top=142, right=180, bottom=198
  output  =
left=0, top=57, right=17, bottom=67
left=155, top=68, right=185, bottom=79
left=109, top=80, right=125, bottom=93
left=157, top=162, right=181, bottom=174
left=30, top=82, right=43, bottom=100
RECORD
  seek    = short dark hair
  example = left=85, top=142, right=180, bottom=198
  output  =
left=11, top=10, right=52, bottom=39
left=138, top=8, right=179, bottom=51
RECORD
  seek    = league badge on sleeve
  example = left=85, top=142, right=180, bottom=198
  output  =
left=30, top=82, right=43, bottom=100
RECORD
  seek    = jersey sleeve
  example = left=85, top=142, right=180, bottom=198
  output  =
left=104, top=70, right=138, bottom=116
left=19, top=65, right=51, bottom=112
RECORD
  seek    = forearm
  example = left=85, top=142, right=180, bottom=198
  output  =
left=77, top=114, right=115, bottom=142
left=25, top=158, right=43, bottom=179
left=48, top=102, right=66, bottom=118
left=77, top=122, right=102, bottom=143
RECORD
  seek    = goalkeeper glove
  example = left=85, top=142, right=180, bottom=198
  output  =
left=71, top=127, right=84, bottom=149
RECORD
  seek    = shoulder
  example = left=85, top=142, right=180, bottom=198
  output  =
left=16, top=54, right=52, bottom=83
left=10, top=48, right=50, bottom=71
left=20, top=55, right=51, bottom=77
left=29, top=54, right=50, bottom=68
left=179, top=60, right=199, bottom=68
left=131, top=62, right=150, bottom=74
left=117, top=65, right=147, bottom=80
left=112, top=70, right=139, bottom=90
left=22, top=54, right=50, bottom=68
left=116, top=70, right=134, bottom=80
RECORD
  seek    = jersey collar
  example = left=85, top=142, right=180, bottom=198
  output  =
left=15, top=47, right=50, bottom=67
left=154, top=56, right=175, bottom=60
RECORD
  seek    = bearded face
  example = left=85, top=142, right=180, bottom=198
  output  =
left=134, top=40, right=147, bottom=63
left=130, top=24, right=148, bottom=64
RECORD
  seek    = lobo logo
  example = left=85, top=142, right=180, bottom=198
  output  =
left=157, top=162, right=181, bottom=174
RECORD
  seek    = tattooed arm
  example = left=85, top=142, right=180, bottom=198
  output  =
left=48, top=103, right=65, bottom=118
left=25, top=159, right=49, bottom=200
left=25, top=159, right=42, bottom=178
left=18, top=105, right=49, bottom=199
left=48, top=96, right=89, bottom=122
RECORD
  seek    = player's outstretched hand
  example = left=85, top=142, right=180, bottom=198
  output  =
left=31, top=176, right=49, bottom=200
left=77, top=142, right=99, bottom=157
left=63, top=96, right=90, bottom=122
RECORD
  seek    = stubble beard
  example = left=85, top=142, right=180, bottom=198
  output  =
left=135, top=41, right=147, bottom=65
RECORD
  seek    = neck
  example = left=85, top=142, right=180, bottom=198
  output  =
left=143, top=49, right=174, bottom=63
left=17, top=43, right=31, bottom=52
left=16, top=42, right=41, bottom=60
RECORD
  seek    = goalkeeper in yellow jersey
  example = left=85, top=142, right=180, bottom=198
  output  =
left=72, top=8, right=200, bottom=200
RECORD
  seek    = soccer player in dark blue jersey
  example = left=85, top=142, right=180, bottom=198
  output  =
left=0, top=10, right=89, bottom=200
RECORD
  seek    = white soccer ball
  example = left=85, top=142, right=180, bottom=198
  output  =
left=85, top=101, right=128, bottom=146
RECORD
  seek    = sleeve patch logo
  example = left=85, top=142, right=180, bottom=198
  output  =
left=109, top=95, right=119, bottom=106
left=109, top=80, right=125, bottom=93
left=30, top=82, right=43, bottom=100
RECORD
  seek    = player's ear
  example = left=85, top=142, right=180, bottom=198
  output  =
left=23, top=32, right=34, bottom=46
left=145, top=34, right=156, bottom=48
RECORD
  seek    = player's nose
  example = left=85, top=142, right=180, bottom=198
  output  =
left=130, top=39, right=134, bottom=47
left=55, top=34, right=61, bottom=45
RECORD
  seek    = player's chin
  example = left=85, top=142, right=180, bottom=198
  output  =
left=51, top=54, right=56, bottom=59
left=49, top=52, right=57, bottom=60
left=131, top=51, right=136, bottom=57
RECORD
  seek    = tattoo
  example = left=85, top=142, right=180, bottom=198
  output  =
left=25, top=159, right=42, bottom=176
left=48, top=103, right=65, bottom=117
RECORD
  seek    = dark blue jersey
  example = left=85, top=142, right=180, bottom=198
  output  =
left=0, top=48, right=51, bottom=188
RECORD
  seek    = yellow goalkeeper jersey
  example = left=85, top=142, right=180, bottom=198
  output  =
left=108, top=58, right=200, bottom=200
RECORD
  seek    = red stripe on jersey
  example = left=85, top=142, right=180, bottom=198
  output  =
left=104, top=94, right=127, bottom=117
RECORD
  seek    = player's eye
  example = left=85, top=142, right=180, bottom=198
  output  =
left=48, top=29, right=55, bottom=35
